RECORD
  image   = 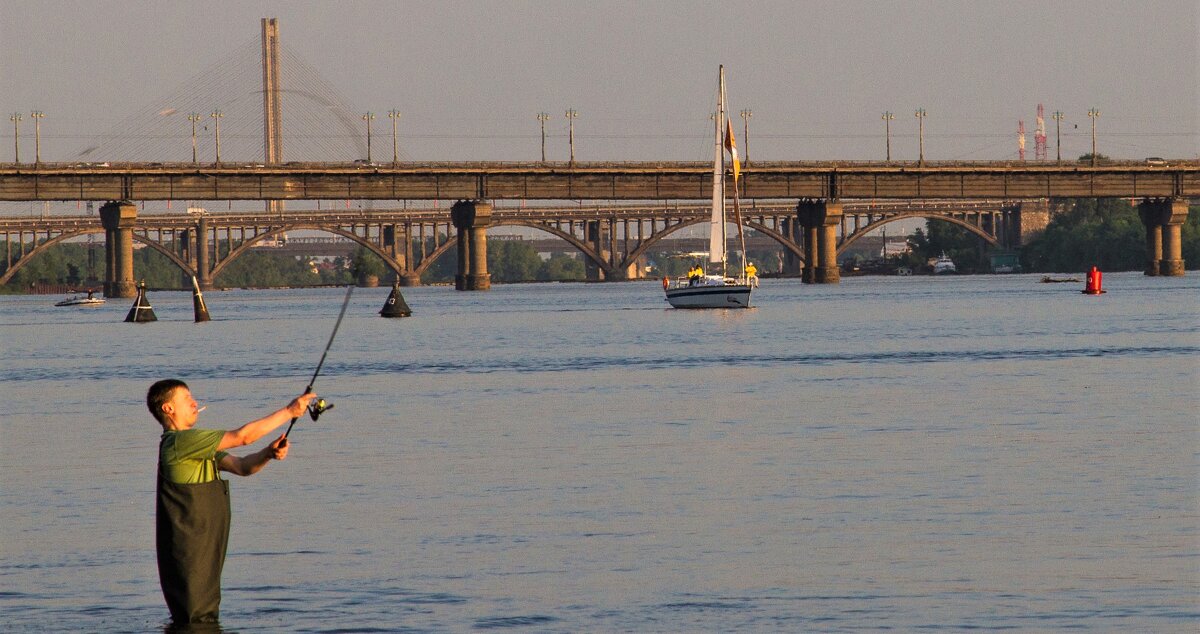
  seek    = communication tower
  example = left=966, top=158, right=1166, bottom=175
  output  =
left=1035, top=104, right=1047, bottom=161
left=1018, top=120, right=1026, bottom=161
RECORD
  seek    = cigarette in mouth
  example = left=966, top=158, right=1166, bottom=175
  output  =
left=197, top=406, right=207, bottom=413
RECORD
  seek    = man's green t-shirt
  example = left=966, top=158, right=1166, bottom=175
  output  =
left=160, top=428, right=229, bottom=484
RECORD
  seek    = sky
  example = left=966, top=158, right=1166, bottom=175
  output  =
left=1, top=0, right=1197, bottom=166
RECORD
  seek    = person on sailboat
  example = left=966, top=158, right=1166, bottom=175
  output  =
left=688, top=263, right=703, bottom=286
left=745, top=262, right=759, bottom=288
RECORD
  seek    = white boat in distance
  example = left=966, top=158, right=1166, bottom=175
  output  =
left=664, top=66, right=753, bottom=309
left=54, top=290, right=106, bottom=306
left=932, top=253, right=957, bottom=274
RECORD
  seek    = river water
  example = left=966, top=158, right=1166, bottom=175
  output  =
left=2, top=272, right=1197, bottom=632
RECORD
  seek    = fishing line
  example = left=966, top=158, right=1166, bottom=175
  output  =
left=284, top=284, right=354, bottom=438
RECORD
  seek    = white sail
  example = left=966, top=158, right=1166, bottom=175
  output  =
left=708, top=66, right=727, bottom=268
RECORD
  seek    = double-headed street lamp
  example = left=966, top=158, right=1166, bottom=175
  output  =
left=210, top=110, right=224, bottom=163
left=10, top=113, right=22, bottom=164
left=30, top=111, right=44, bottom=165
left=1087, top=108, right=1100, bottom=166
left=739, top=109, right=752, bottom=167
left=187, top=113, right=202, bottom=163
left=881, top=111, right=894, bottom=161
left=362, top=112, right=375, bottom=163
left=537, top=112, right=550, bottom=162
left=914, top=108, right=927, bottom=165
left=1051, top=110, right=1064, bottom=164
left=565, top=109, right=579, bottom=165
left=387, top=110, right=401, bottom=164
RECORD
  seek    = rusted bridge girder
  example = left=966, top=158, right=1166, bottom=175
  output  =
left=0, top=161, right=1196, bottom=202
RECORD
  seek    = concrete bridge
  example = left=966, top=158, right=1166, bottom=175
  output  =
left=2, top=198, right=1059, bottom=294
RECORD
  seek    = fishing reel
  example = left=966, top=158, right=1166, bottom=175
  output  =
left=308, top=398, right=334, bottom=421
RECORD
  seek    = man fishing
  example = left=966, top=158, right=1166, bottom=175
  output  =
left=148, top=379, right=318, bottom=624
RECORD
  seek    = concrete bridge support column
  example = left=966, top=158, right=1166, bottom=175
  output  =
left=451, top=200, right=492, bottom=290
left=585, top=220, right=611, bottom=281
left=797, top=199, right=843, bottom=284
left=195, top=217, right=212, bottom=289
left=383, top=224, right=420, bottom=286
left=802, top=225, right=818, bottom=282
left=780, top=217, right=802, bottom=276
left=99, top=201, right=137, bottom=298
left=1015, top=200, right=1050, bottom=248
left=1139, top=198, right=1189, bottom=276
left=178, top=228, right=192, bottom=289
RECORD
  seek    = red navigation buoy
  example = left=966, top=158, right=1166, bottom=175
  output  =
left=1082, top=266, right=1106, bottom=295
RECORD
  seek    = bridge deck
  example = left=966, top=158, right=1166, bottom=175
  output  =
left=1, top=161, right=1196, bottom=201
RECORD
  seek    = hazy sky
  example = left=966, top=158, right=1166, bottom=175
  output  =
left=1, top=0, right=1197, bottom=164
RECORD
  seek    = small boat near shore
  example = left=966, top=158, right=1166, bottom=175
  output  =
left=54, top=290, right=106, bottom=307
left=932, top=253, right=957, bottom=275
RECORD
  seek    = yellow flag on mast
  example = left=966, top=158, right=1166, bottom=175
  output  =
left=724, top=118, right=741, bottom=185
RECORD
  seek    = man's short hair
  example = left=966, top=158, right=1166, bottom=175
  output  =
left=147, top=379, right=188, bottom=426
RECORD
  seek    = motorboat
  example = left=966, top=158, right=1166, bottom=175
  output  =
left=54, top=290, right=106, bottom=306
left=932, top=253, right=957, bottom=274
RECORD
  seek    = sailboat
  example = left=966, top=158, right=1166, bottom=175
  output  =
left=663, top=66, right=753, bottom=309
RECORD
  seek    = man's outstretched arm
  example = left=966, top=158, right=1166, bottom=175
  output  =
left=218, top=434, right=289, bottom=477
left=217, top=392, right=317, bottom=451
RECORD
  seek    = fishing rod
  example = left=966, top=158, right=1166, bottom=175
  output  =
left=284, top=284, right=354, bottom=438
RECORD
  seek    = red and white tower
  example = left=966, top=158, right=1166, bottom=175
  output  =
left=1018, top=120, right=1026, bottom=161
left=1035, top=103, right=1048, bottom=161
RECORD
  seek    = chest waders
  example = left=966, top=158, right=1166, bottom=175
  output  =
left=156, top=459, right=231, bottom=624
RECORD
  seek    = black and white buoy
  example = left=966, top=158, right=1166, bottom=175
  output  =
left=191, top=276, right=211, bottom=322
left=379, top=280, right=412, bottom=317
left=124, top=281, right=158, bottom=322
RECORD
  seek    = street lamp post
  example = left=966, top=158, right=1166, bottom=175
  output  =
left=914, top=108, right=927, bottom=165
left=882, top=111, right=895, bottom=161
left=1051, top=110, right=1064, bottom=164
left=362, top=112, right=375, bottom=163
left=210, top=110, right=224, bottom=163
left=565, top=109, right=579, bottom=165
left=739, top=109, right=752, bottom=167
left=1087, top=108, right=1100, bottom=166
left=9, top=113, right=21, bottom=164
left=387, top=110, right=400, bottom=164
left=187, top=113, right=202, bottom=163
left=537, top=112, right=549, bottom=162
left=30, top=111, right=44, bottom=165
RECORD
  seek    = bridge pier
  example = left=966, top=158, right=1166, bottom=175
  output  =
left=195, top=216, right=213, bottom=289
left=797, top=199, right=842, bottom=284
left=780, top=217, right=803, bottom=276
left=99, top=201, right=137, bottom=298
left=1139, top=198, right=1189, bottom=276
left=451, top=200, right=491, bottom=290
left=585, top=220, right=612, bottom=281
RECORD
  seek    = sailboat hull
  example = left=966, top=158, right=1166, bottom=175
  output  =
left=665, top=284, right=752, bottom=309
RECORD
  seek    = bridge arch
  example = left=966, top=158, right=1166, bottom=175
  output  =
left=0, top=228, right=196, bottom=286
left=838, top=212, right=1000, bottom=253
left=0, top=229, right=103, bottom=285
left=488, top=220, right=612, bottom=273
left=206, top=223, right=460, bottom=283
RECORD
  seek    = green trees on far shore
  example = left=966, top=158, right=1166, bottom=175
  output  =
left=899, top=199, right=1199, bottom=274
